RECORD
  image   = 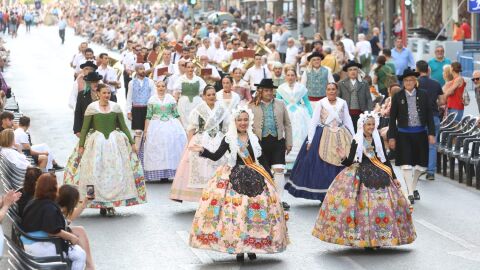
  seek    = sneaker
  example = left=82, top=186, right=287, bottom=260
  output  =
left=282, top=202, right=290, bottom=211
left=52, top=164, right=64, bottom=171
left=408, top=195, right=415, bottom=205
left=413, top=190, right=420, bottom=200
left=426, top=173, right=435, bottom=180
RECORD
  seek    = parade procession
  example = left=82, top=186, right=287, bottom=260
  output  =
left=0, top=1, right=480, bottom=269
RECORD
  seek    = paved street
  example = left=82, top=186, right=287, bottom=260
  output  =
left=1, top=26, right=480, bottom=270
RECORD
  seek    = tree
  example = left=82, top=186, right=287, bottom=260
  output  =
left=340, top=0, right=355, bottom=36
left=274, top=0, right=284, bottom=20
left=318, top=0, right=326, bottom=39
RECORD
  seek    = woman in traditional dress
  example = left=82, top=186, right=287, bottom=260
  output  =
left=64, top=84, right=146, bottom=216
left=170, top=86, right=228, bottom=202
left=140, top=81, right=187, bottom=182
left=173, top=61, right=207, bottom=130
left=231, top=67, right=252, bottom=104
left=312, top=112, right=416, bottom=248
left=285, top=82, right=354, bottom=201
left=188, top=106, right=289, bottom=261
left=276, top=68, right=313, bottom=168
left=216, top=76, right=241, bottom=112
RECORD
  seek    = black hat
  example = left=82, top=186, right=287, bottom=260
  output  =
left=254, top=78, right=277, bottom=89
left=398, top=67, right=420, bottom=81
left=307, top=51, right=324, bottom=62
left=84, top=71, right=103, bottom=82
left=80, top=60, right=98, bottom=70
left=342, top=60, right=363, bottom=72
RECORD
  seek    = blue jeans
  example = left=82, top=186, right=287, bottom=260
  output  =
left=427, top=115, right=440, bottom=174
left=448, top=108, right=464, bottom=122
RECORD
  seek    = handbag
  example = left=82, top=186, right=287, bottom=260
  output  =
left=463, top=86, right=471, bottom=106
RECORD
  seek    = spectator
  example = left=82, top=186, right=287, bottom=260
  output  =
left=370, top=27, right=383, bottom=63
left=285, top=38, right=298, bottom=66
left=341, top=33, right=355, bottom=60
left=57, top=185, right=95, bottom=270
left=428, top=45, right=451, bottom=86
left=0, top=189, right=21, bottom=252
left=17, top=167, right=43, bottom=217
left=321, top=47, right=341, bottom=74
left=453, top=22, right=464, bottom=41
left=15, top=116, right=63, bottom=171
left=472, top=70, right=480, bottom=111
left=382, top=48, right=397, bottom=75
left=373, top=55, right=396, bottom=96
left=0, top=111, right=14, bottom=132
left=243, top=54, right=271, bottom=92
left=334, top=41, right=350, bottom=67
left=21, top=173, right=87, bottom=270
left=460, top=18, right=471, bottom=40
left=393, top=14, right=403, bottom=37
left=391, top=37, right=415, bottom=76
left=417, top=60, right=444, bottom=180
left=0, top=129, right=30, bottom=170
left=443, top=62, right=466, bottom=122
left=277, top=25, right=291, bottom=63
left=355, top=33, right=372, bottom=74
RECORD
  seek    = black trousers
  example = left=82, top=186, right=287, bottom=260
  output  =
left=395, top=131, right=429, bottom=167
left=260, top=135, right=286, bottom=172
left=123, top=70, right=131, bottom=98
left=59, top=29, right=65, bottom=44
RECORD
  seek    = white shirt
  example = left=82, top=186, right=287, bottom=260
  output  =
left=243, top=65, right=272, bottom=91
left=153, top=62, right=175, bottom=82
left=272, top=32, right=281, bottom=48
left=196, top=46, right=210, bottom=57
left=97, top=65, right=118, bottom=93
left=121, top=50, right=137, bottom=72
left=285, top=46, right=299, bottom=65
left=72, top=53, right=84, bottom=71
left=1, top=148, right=30, bottom=170
left=14, top=127, right=29, bottom=151
left=172, top=75, right=207, bottom=95
left=126, top=77, right=156, bottom=113
left=355, top=40, right=372, bottom=56
left=341, top=38, right=356, bottom=60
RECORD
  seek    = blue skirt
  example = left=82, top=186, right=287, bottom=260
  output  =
left=285, top=126, right=344, bottom=201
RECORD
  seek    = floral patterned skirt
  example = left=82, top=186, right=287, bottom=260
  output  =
left=189, top=165, right=289, bottom=254
left=64, top=131, right=147, bottom=208
left=312, top=164, right=416, bottom=247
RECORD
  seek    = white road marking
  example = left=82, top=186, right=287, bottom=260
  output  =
left=448, top=250, right=480, bottom=262
left=342, top=256, right=368, bottom=270
left=176, top=230, right=214, bottom=264
left=416, top=219, right=477, bottom=249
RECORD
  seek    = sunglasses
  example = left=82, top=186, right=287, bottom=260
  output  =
left=472, top=77, right=480, bottom=82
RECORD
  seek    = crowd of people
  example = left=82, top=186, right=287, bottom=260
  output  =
left=0, top=2, right=479, bottom=269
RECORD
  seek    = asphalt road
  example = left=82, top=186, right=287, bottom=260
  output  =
left=1, top=26, right=480, bottom=270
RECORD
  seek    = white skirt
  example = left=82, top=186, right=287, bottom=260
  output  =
left=177, top=95, right=202, bottom=130
left=78, top=130, right=137, bottom=203
left=144, top=118, right=187, bottom=171
left=285, top=104, right=310, bottom=164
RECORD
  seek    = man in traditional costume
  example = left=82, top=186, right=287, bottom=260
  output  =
left=388, top=68, right=435, bottom=204
left=338, top=60, right=373, bottom=129
left=300, top=52, right=335, bottom=108
left=126, top=64, right=156, bottom=148
left=249, top=79, right=292, bottom=210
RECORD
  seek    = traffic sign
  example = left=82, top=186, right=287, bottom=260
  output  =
left=468, top=0, right=480, bottom=13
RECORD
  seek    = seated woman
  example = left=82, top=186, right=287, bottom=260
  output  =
left=312, top=112, right=416, bottom=248
left=0, top=129, right=31, bottom=170
left=188, top=106, right=289, bottom=261
left=57, top=185, right=95, bottom=270
left=21, top=173, right=87, bottom=270
left=17, top=167, right=43, bottom=217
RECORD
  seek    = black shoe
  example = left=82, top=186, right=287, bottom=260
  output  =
left=247, top=253, right=257, bottom=260
left=408, top=195, right=415, bottom=205
left=282, top=202, right=290, bottom=211
left=52, top=164, right=64, bottom=171
left=100, top=208, right=107, bottom=216
left=236, top=253, right=244, bottom=262
left=413, top=190, right=420, bottom=200
left=426, top=173, right=435, bottom=181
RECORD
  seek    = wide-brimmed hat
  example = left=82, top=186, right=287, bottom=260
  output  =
left=84, top=71, right=103, bottom=82
left=80, top=60, right=98, bottom=70
left=398, top=67, right=420, bottom=81
left=342, top=60, right=363, bottom=72
left=254, top=78, right=277, bottom=89
left=307, top=51, right=324, bottom=62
